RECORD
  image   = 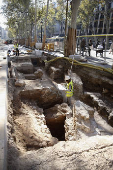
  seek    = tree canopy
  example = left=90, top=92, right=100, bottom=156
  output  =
left=77, top=0, right=113, bottom=32
left=77, top=0, right=99, bottom=29
left=2, top=0, right=112, bottom=39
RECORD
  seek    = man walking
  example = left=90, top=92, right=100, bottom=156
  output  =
left=14, top=42, right=19, bottom=56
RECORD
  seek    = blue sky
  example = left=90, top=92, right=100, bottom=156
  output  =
left=0, top=0, right=7, bottom=28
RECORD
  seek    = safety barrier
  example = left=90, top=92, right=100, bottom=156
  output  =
left=45, top=43, right=54, bottom=51
left=30, top=42, right=35, bottom=48
left=77, top=34, right=113, bottom=38
left=27, top=50, right=33, bottom=53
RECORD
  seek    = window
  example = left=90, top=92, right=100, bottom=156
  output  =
left=111, top=2, right=113, bottom=8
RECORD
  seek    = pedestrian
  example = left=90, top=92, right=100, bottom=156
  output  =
left=109, top=42, right=113, bottom=55
left=88, top=39, right=93, bottom=56
left=65, top=75, right=73, bottom=109
left=77, top=38, right=80, bottom=53
left=8, top=61, right=12, bottom=78
left=14, top=42, right=19, bottom=56
left=102, top=39, right=105, bottom=50
left=96, top=39, right=100, bottom=48
left=80, top=38, right=86, bottom=56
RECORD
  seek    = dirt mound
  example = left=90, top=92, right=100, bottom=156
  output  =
left=11, top=136, right=113, bottom=170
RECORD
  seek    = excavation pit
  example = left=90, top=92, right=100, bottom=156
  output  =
left=46, top=121, right=65, bottom=141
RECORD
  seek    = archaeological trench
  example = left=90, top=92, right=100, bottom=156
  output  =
left=7, top=52, right=113, bottom=170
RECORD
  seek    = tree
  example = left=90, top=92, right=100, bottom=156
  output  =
left=56, top=0, right=66, bottom=34
left=65, top=0, right=81, bottom=56
left=2, top=0, right=34, bottom=44
left=77, top=0, right=99, bottom=31
left=36, top=3, right=56, bottom=40
left=104, top=0, right=112, bottom=49
left=3, top=0, right=31, bottom=7
left=42, top=0, right=49, bottom=50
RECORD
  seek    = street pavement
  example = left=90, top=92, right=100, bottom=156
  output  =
left=48, top=48, right=113, bottom=69
left=0, top=44, right=8, bottom=170
left=85, top=49, right=113, bottom=69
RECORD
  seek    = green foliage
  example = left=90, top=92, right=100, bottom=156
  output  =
left=2, top=0, right=33, bottom=38
left=3, top=0, right=77, bottom=38
left=56, top=0, right=66, bottom=22
left=77, top=0, right=113, bottom=30
left=37, top=3, right=56, bottom=37
left=77, top=0, right=99, bottom=28
left=3, top=0, right=31, bottom=7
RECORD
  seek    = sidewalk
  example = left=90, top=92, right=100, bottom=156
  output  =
left=86, top=50, right=113, bottom=69
left=43, top=48, right=113, bottom=69
left=0, top=58, right=7, bottom=170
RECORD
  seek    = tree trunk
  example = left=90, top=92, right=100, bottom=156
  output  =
left=64, top=0, right=68, bottom=56
left=66, top=0, right=81, bottom=56
left=42, top=0, right=49, bottom=50
left=66, top=28, right=76, bottom=56
left=34, top=0, right=37, bottom=44
left=105, top=1, right=109, bottom=49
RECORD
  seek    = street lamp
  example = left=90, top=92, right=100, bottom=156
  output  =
left=41, top=20, right=43, bottom=43
left=15, top=21, right=18, bottom=42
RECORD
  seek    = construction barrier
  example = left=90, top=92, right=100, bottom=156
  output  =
left=77, top=34, right=113, bottom=38
left=27, top=50, right=32, bottom=53
left=35, top=43, right=43, bottom=49
left=45, top=43, right=54, bottom=51
left=30, top=42, right=35, bottom=48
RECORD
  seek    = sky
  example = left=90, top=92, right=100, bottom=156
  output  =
left=0, top=0, right=7, bottom=28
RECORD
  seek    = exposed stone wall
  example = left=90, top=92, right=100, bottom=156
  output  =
left=46, top=58, right=113, bottom=96
left=7, top=53, right=113, bottom=170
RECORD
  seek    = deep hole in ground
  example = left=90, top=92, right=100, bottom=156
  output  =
left=46, top=121, right=66, bottom=141
left=7, top=52, right=113, bottom=170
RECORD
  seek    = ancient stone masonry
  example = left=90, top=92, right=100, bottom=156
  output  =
left=44, top=103, right=71, bottom=140
left=8, top=53, right=113, bottom=170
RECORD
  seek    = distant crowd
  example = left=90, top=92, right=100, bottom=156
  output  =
left=78, top=38, right=113, bottom=56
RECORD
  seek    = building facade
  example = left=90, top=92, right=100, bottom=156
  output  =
left=76, top=1, right=113, bottom=48
left=77, top=1, right=113, bottom=36
left=0, top=26, right=8, bottom=40
left=90, top=2, right=113, bottom=35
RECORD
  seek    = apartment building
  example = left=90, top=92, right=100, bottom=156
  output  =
left=77, top=1, right=113, bottom=36
left=0, top=26, right=8, bottom=40
left=90, top=2, right=113, bottom=35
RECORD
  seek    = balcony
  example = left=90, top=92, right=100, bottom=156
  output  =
left=99, top=21, right=103, bottom=28
left=94, top=22, right=98, bottom=27
left=100, top=14, right=104, bottom=19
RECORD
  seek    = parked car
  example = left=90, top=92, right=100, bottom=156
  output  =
left=4, top=40, right=13, bottom=45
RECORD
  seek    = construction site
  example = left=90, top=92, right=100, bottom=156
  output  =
left=6, top=47, right=113, bottom=170
left=0, top=0, right=113, bottom=169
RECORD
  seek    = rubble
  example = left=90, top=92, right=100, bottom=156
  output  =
left=19, top=79, right=63, bottom=109
left=15, top=80, right=25, bottom=87
left=16, top=62, right=34, bottom=74
left=34, top=68, right=43, bottom=79
left=7, top=52, right=113, bottom=170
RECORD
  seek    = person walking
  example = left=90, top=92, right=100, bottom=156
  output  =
left=110, top=42, right=113, bottom=55
left=80, top=38, right=86, bottom=57
left=8, top=60, right=12, bottom=78
left=88, top=39, right=93, bottom=56
left=14, top=42, right=19, bottom=56
left=102, top=39, right=105, bottom=50
left=96, top=39, right=100, bottom=48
